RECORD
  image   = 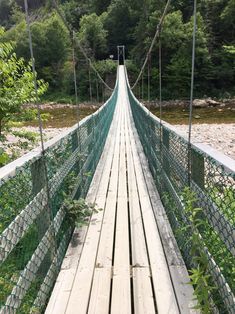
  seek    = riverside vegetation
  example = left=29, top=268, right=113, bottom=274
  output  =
left=0, top=0, right=234, bottom=101
left=0, top=0, right=234, bottom=166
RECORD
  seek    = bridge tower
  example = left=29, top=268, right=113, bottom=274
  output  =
left=117, top=45, right=125, bottom=65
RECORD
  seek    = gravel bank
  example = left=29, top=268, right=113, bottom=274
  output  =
left=1, top=124, right=234, bottom=164
left=0, top=127, right=70, bottom=159
left=173, top=123, right=235, bottom=160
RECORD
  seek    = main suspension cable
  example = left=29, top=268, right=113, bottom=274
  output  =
left=131, top=0, right=171, bottom=90
left=52, top=0, right=113, bottom=91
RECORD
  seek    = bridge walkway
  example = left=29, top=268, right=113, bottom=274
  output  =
left=45, top=66, right=196, bottom=314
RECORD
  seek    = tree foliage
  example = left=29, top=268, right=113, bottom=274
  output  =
left=0, top=0, right=234, bottom=100
left=78, top=13, right=107, bottom=59
left=0, top=28, right=48, bottom=135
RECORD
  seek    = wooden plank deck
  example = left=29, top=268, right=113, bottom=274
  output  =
left=45, top=66, right=197, bottom=314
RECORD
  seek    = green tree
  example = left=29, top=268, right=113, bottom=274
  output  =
left=78, top=13, right=107, bottom=58
left=3, top=13, right=70, bottom=88
left=61, top=0, right=91, bottom=29
left=221, top=0, right=235, bottom=43
left=0, top=28, right=48, bottom=135
left=104, top=0, right=134, bottom=56
left=0, top=0, right=14, bottom=27
left=92, top=0, right=111, bottom=15
left=165, top=12, right=212, bottom=97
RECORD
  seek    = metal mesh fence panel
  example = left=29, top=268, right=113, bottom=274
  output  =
left=127, top=86, right=235, bottom=313
left=0, top=85, right=117, bottom=314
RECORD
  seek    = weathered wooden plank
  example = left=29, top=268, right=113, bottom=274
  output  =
left=128, top=104, right=198, bottom=313
left=88, top=267, right=112, bottom=314
left=127, top=116, right=179, bottom=313
left=126, top=119, right=149, bottom=267
left=125, top=107, right=156, bottom=313
left=65, top=105, right=120, bottom=314
left=111, top=81, right=131, bottom=314
left=132, top=267, right=155, bottom=314
left=88, top=105, right=122, bottom=314
left=46, top=86, right=120, bottom=314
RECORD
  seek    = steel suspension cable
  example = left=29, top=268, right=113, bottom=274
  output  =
left=188, top=0, right=197, bottom=186
left=147, top=54, right=151, bottom=103
left=159, top=31, right=162, bottom=125
left=159, top=29, right=163, bottom=136
left=88, top=63, right=93, bottom=102
left=158, top=29, right=164, bottom=194
left=24, top=0, right=56, bottom=244
left=96, top=74, right=99, bottom=103
left=52, top=0, right=113, bottom=92
left=24, top=0, right=45, bottom=153
left=72, top=31, right=80, bottom=128
left=142, top=72, right=144, bottom=100
left=131, top=0, right=171, bottom=90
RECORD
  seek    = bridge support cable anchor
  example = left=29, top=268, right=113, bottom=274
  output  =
left=187, top=0, right=197, bottom=187
left=23, top=0, right=57, bottom=266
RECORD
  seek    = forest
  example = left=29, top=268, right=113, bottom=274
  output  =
left=0, top=0, right=235, bottom=101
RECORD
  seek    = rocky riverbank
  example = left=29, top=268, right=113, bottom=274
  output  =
left=144, top=97, right=235, bottom=109
left=0, top=127, right=70, bottom=163
left=173, top=123, right=235, bottom=159
left=1, top=123, right=234, bottom=166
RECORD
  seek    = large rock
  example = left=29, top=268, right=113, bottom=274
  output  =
left=206, top=98, right=221, bottom=107
left=193, top=99, right=208, bottom=108
left=193, top=98, right=221, bottom=108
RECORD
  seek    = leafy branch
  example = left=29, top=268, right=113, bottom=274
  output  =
left=182, top=187, right=215, bottom=313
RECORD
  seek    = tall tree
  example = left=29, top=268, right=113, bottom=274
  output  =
left=104, top=0, right=134, bottom=56
left=78, top=13, right=108, bottom=58
left=93, top=0, right=111, bottom=15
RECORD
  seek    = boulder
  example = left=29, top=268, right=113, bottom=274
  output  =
left=193, top=99, right=208, bottom=108
left=206, top=98, right=221, bottom=107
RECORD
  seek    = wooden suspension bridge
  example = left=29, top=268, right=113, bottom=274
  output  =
left=0, top=63, right=234, bottom=314
left=45, top=66, right=197, bottom=314
left=0, top=0, right=234, bottom=312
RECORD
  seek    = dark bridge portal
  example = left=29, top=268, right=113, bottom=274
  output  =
left=117, top=45, right=125, bottom=65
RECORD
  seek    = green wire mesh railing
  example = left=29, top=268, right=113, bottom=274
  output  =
left=0, top=83, right=118, bottom=313
left=127, top=81, right=235, bottom=313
